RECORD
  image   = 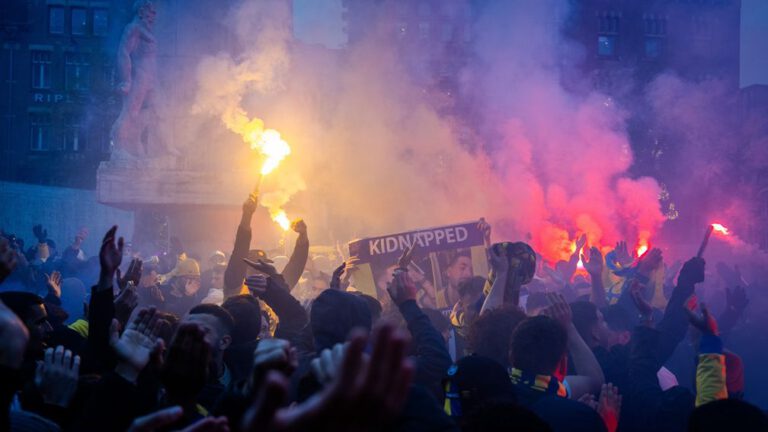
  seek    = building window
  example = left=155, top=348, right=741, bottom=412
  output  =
left=49, top=7, right=66, bottom=34
left=71, top=8, right=88, bottom=35
left=419, top=22, right=430, bottom=40
left=31, top=51, right=52, bottom=89
left=63, top=125, right=86, bottom=151
left=598, top=35, right=616, bottom=56
left=93, top=9, right=109, bottom=36
left=644, top=38, right=662, bottom=58
left=30, top=113, right=52, bottom=151
left=65, top=53, right=90, bottom=91
left=598, top=12, right=620, bottom=34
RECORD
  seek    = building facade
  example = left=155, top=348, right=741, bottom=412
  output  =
left=0, top=1, right=129, bottom=188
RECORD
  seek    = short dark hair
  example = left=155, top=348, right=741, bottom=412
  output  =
left=468, top=305, right=527, bottom=367
left=353, top=293, right=382, bottom=323
left=570, top=301, right=599, bottom=345
left=688, top=399, right=768, bottom=432
left=0, top=291, right=44, bottom=322
left=188, top=304, right=235, bottom=336
left=510, top=315, right=567, bottom=375
left=601, top=304, right=634, bottom=333
left=222, top=295, right=262, bottom=345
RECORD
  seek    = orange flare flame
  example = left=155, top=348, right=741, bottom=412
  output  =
left=711, top=223, right=729, bottom=235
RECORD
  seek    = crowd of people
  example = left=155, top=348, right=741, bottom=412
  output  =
left=0, top=192, right=766, bottom=432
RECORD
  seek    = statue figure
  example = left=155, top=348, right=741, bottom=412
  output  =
left=110, top=0, right=158, bottom=160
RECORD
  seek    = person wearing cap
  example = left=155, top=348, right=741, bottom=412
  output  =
left=158, top=257, right=203, bottom=317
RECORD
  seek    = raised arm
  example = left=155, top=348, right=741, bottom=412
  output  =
left=281, top=219, right=309, bottom=291
left=480, top=246, right=508, bottom=315
left=583, top=247, right=607, bottom=307
left=224, top=194, right=257, bottom=299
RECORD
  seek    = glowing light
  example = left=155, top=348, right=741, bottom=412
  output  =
left=636, top=244, right=649, bottom=257
left=711, top=223, right=729, bottom=235
left=271, top=210, right=291, bottom=231
left=248, top=129, right=291, bottom=176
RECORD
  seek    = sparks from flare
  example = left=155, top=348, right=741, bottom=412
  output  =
left=271, top=210, right=291, bottom=231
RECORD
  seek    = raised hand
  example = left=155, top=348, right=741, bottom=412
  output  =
left=290, top=219, right=307, bottom=236
left=252, top=339, right=298, bottom=388
left=686, top=304, right=718, bottom=336
left=629, top=281, right=653, bottom=320
left=0, top=300, right=29, bottom=368
left=162, top=323, right=211, bottom=400
left=582, top=247, right=603, bottom=277
left=677, top=256, right=705, bottom=288
left=637, top=248, right=663, bottom=277
left=331, top=258, right=359, bottom=290
left=34, top=345, right=81, bottom=407
left=243, top=193, right=258, bottom=216
left=99, top=226, right=124, bottom=289
left=397, top=245, right=416, bottom=270
left=578, top=393, right=598, bottom=410
left=114, top=286, right=139, bottom=328
left=478, top=218, right=492, bottom=248
left=310, top=343, right=345, bottom=387
left=33, top=224, right=48, bottom=243
left=244, top=258, right=279, bottom=278
left=241, top=323, right=414, bottom=432
left=245, top=274, right=269, bottom=296
left=111, top=307, right=167, bottom=383
left=128, top=406, right=230, bottom=432
left=45, top=271, right=62, bottom=298
left=542, top=292, right=572, bottom=328
left=487, top=245, right=509, bottom=275
left=0, top=237, right=18, bottom=284
left=613, top=241, right=633, bottom=267
left=330, top=262, right=346, bottom=290
left=117, top=258, right=143, bottom=291
left=575, top=234, right=587, bottom=252
left=597, top=383, right=622, bottom=432
left=387, top=269, right=418, bottom=307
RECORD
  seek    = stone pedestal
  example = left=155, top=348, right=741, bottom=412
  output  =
left=96, top=159, right=259, bottom=256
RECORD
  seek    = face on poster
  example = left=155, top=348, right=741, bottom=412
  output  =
left=348, top=221, right=488, bottom=311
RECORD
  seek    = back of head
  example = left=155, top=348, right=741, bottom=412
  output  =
left=468, top=305, right=527, bottom=367
left=510, top=316, right=567, bottom=375
left=531, top=396, right=607, bottom=432
left=352, top=293, right=382, bottom=323
left=444, top=354, right=517, bottom=421
left=688, top=399, right=768, bottom=432
left=0, top=291, right=44, bottom=322
left=310, top=289, right=371, bottom=352
left=570, top=301, right=599, bottom=346
left=601, top=304, right=633, bottom=333
left=222, top=295, right=262, bottom=345
left=188, top=303, right=235, bottom=337
left=464, top=400, right=551, bottom=432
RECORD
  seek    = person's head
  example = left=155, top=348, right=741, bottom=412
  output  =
left=210, top=265, right=225, bottom=290
left=185, top=304, right=234, bottom=359
left=445, top=252, right=473, bottom=289
left=0, top=292, right=52, bottom=358
left=570, top=301, right=626, bottom=349
left=134, top=0, right=156, bottom=26
left=208, top=250, right=226, bottom=268
left=140, top=266, right=159, bottom=289
left=222, top=295, right=262, bottom=345
left=169, top=258, right=201, bottom=296
left=510, top=315, right=567, bottom=375
left=353, top=293, right=383, bottom=324
left=468, top=305, right=527, bottom=367
left=600, top=304, right=633, bottom=346
left=443, top=355, right=519, bottom=425
left=310, top=289, right=372, bottom=352
left=688, top=399, right=768, bottom=432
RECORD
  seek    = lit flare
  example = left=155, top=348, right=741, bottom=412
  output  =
left=711, top=223, right=729, bottom=235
